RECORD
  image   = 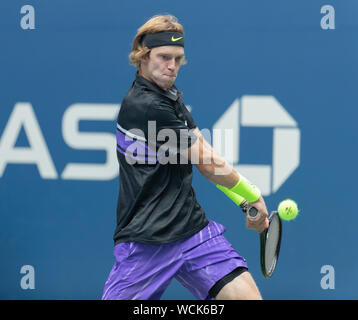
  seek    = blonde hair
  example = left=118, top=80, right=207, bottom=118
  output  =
left=129, top=14, right=186, bottom=67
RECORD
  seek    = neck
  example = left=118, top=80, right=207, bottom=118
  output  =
left=138, top=69, right=151, bottom=83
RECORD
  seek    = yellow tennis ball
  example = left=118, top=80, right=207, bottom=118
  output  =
left=278, top=199, right=298, bottom=221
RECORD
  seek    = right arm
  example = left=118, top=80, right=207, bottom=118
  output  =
left=188, top=128, right=239, bottom=188
left=186, top=127, right=269, bottom=233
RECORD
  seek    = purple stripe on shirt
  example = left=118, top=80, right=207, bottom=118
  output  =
left=116, top=129, right=158, bottom=163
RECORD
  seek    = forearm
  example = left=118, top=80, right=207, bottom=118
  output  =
left=196, top=151, right=240, bottom=189
left=189, top=130, right=266, bottom=230
left=190, top=128, right=260, bottom=202
left=188, top=127, right=238, bottom=187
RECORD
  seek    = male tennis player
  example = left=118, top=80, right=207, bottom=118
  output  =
left=102, top=15, right=269, bottom=300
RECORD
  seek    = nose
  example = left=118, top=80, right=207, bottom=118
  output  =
left=167, top=58, right=176, bottom=70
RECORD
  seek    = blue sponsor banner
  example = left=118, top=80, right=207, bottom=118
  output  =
left=0, top=0, right=357, bottom=299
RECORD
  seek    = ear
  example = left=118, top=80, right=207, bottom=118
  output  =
left=140, top=51, right=150, bottom=64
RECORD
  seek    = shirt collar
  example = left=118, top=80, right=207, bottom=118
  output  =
left=134, top=72, right=181, bottom=102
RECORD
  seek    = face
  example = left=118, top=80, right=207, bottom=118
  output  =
left=139, top=46, right=185, bottom=91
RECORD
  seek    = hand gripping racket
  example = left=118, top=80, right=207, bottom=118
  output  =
left=216, top=185, right=282, bottom=278
left=240, top=200, right=282, bottom=278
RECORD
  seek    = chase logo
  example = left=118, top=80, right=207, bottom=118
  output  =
left=0, top=98, right=300, bottom=188
left=212, top=95, right=300, bottom=196
left=0, top=103, right=120, bottom=180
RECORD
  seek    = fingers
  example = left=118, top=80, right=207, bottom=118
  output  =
left=244, top=196, right=270, bottom=233
left=256, top=218, right=269, bottom=233
left=246, top=208, right=269, bottom=233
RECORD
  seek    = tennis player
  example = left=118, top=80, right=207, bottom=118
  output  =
left=102, top=14, right=269, bottom=300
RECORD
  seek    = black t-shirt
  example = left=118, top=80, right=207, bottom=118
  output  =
left=113, top=73, right=209, bottom=245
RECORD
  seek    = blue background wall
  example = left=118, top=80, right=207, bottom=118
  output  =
left=0, top=0, right=357, bottom=299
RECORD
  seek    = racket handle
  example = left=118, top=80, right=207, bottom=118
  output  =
left=239, top=200, right=259, bottom=219
left=247, top=206, right=258, bottom=219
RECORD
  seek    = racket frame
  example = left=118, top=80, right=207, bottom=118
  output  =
left=239, top=201, right=282, bottom=278
left=260, top=211, right=282, bottom=278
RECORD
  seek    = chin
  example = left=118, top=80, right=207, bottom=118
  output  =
left=159, top=79, right=175, bottom=90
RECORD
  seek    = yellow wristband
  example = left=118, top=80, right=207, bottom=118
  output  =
left=216, top=184, right=246, bottom=206
left=230, top=175, right=261, bottom=203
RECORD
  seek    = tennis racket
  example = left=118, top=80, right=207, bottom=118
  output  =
left=240, top=200, right=282, bottom=278
left=216, top=184, right=282, bottom=278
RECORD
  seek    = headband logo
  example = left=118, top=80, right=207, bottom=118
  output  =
left=171, top=36, right=183, bottom=42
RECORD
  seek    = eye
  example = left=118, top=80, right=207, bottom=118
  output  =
left=175, top=56, right=184, bottom=64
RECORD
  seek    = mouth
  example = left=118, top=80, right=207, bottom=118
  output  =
left=164, top=74, right=176, bottom=78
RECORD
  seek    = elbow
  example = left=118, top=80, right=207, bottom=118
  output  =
left=195, top=163, right=215, bottom=179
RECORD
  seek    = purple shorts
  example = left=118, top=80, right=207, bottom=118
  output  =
left=101, top=220, right=248, bottom=300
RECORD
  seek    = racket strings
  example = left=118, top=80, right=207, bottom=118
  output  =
left=264, top=214, right=281, bottom=275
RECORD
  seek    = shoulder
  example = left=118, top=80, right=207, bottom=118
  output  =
left=119, top=88, right=173, bottom=129
left=122, top=84, right=157, bottom=109
left=117, top=87, right=153, bottom=132
left=146, top=99, right=177, bottom=124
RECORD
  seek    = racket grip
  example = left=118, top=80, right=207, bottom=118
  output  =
left=247, top=206, right=258, bottom=219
